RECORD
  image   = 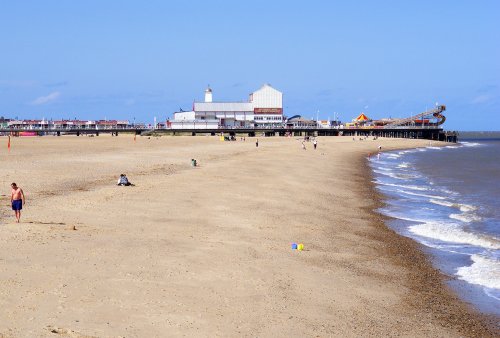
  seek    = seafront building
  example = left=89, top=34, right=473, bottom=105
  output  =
left=169, top=84, right=284, bottom=129
left=6, top=119, right=130, bottom=130
left=0, top=116, right=10, bottom=129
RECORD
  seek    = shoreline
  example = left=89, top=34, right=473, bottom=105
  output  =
left=361, top=147, right=499, bottom=336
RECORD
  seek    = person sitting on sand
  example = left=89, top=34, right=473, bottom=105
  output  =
left=117, top=174, right=134, bottom=186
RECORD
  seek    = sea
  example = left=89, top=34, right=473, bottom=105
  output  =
left=369, top=139, right=500, bottom=316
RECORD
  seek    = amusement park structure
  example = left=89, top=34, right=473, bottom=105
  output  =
left=349, top=105, right=447, bottom=128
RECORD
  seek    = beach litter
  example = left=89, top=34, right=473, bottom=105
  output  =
left=191, top=159, right=197, bottom=167
left=291, top=243, right=304, bottom=251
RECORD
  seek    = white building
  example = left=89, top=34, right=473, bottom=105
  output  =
left=169, top=84, right=283, bottom=129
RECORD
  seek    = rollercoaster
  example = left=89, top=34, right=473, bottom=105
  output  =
left=349, top=105, right=447, bottom=129
left=375, top=105, right=446, bottom=127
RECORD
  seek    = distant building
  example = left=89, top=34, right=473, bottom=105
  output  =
left=0, top=116, right=11, bottom=128
left=285, top=116, right=317, bottom=128
left=6, top=119, right=130, bottom=130
left=170, top=84, right=284, bottom=129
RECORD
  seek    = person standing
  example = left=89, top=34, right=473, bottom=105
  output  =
left=256, top=139, right=259, bottom=147
left=10, top=183, right=25, bottom=223
left=313, top=139, right=317, bottom=150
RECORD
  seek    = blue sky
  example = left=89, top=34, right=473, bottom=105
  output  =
left=0, top=0, right=498, bottom=130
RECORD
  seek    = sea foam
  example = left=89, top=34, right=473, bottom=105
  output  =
left=449, top=213, right=482, bottom=223
left=408, top=222, right=500, bottom=250
left=429, top=199, right=478, bottom=212
left=456, top=255, right=500, bottom=291
left=375, top=181, right=429, bottom=191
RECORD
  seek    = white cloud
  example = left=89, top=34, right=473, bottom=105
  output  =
left=0, top=80, right=37, bottom=87
left=471, top=94, right=492, bottom=104
left=125, top=98, right=136, bottom=106
left=31, top=91, right=61, bottom=105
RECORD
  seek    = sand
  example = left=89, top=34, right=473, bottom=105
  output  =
left=0, top=135, right=497, bottom=337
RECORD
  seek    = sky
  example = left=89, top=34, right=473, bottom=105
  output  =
left=0, top=0, right=499, bottom=130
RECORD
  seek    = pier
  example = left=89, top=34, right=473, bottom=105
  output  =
left=0, top=126, right=458, bottom=142
left=152, top=126, right=458, bottom=142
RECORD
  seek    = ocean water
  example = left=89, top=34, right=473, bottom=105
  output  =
left=369, top=139, right=500, bottom=315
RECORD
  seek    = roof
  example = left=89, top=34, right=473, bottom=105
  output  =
left=253, top=83, right=282, bottom=95
left=287, top=117, right=316, bottom=123
left=194, top=102, right=253, bottom=112
left=355, top=113, right=370, bottom=121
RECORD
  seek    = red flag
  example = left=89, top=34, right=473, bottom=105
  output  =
left=7, top=135, right=10, bottom=151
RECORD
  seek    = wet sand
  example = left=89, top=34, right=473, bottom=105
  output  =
left=0, top=135, right=497, bottom=337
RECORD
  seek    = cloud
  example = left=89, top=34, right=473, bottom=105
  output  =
left=316, top=89, right=333, bottom=97
left=471, top=94, right=493, bottom=104
left=31, top=91, right=61, bottom=105
left=0, top=80, right=37, bottom=89
left=476, top=84, right=497, bottom=94
left=44, top=81, right=68, bottom=88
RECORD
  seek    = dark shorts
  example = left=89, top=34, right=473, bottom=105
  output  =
left=12, top=199, right=22, bottom=211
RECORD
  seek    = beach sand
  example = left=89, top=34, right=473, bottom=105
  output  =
left=0, top=135, right=497, bottom=337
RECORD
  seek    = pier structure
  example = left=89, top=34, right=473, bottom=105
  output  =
left=0, top=125, right=458, bottom=143
left=147, top=126, right=457, bottom=142
left=0, top=126, right=457, bottom=142
left=0, top=96, right=458, bottom=141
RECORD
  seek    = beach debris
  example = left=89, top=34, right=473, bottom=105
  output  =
left=191, top=159, right=197, bottom=167
left=297, top=243, right=304, bottom=251
left=291, top=243, right=298, bottom=250
left=47, top=326, right=94, bottom=337
left=72, top=225, right=77, bottom=231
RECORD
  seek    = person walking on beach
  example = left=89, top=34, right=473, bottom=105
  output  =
left=256, top=139, right=259, bottom=148
left=10, top=183, right=25, bottom=223
left=313, top=139, right=317, bottom=150
left=302, top=141, right=306, bottom=150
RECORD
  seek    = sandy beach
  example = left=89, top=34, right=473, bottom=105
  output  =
left=0, top=135, right=497, bottom=337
